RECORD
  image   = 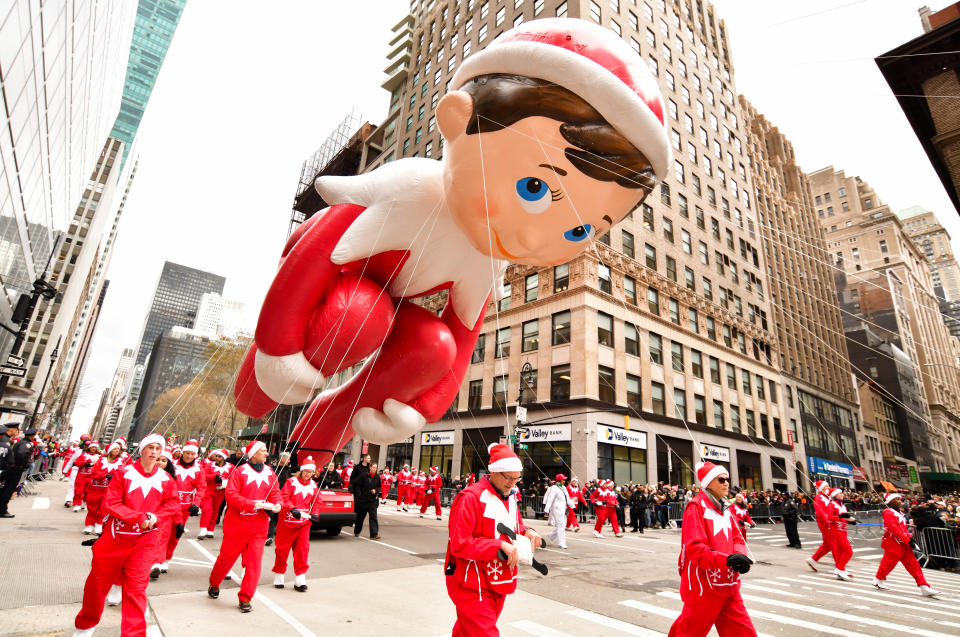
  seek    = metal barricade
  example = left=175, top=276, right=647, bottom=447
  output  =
left=852, top=509, right=884, bottom=540
left=917, top=527, right=960, bottom=569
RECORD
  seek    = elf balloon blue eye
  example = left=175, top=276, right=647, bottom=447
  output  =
left=564, top=225, right=592, bottom=242
left=515, top=177, right=552, bottom=214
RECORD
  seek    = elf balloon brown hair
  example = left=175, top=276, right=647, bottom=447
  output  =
left=461, top=73, right=658, bottom=194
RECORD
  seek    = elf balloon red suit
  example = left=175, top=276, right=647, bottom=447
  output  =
left=669, top=462, right=757, bottom=637
left=164, top=440, right=206, bottom=564
left=826, top=488, right=855, bottom=581
left=566, top=478, right=587, bottom=531
left=209, top=440, right=281, bottom=611
left=74, top=434, right=180, bottom=637
left=445, top=444, right=541, bottom=636
left=84, top=443, right=127, bottom=534
left=873, top=493, right=941, bottom=596
left=199, top=449, right=233, bottom=539
left=272, top=457, right=321, bottom=591
left=806, top=480, right=835, bottom=572
left=232, top=17, right=671, bottom=467
left=73, top=442, right=101, bottom=510
left=420, top=466, right=443, bottom=519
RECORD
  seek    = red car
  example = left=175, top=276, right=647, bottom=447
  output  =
left=309, top=487, right=355, bottom=537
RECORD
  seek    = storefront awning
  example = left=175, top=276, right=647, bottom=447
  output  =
left=920, top=472, right=960, bottom=483
left=879, top=480, right=897, bottom=491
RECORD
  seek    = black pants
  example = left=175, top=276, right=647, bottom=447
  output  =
left=631, top=507, right=646, bottom=532
left=784, top=518, right=800, bottom=547
left=0, top=469, right=22, bottom=514
left=616, top=507, right=625, bottom=529
left=267, top=510, right=278, bottom=539
left=354, top=502, right=379, bottom=537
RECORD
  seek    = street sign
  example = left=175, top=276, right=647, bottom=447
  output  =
left=518, top=444, right=528, bottom=450
left=5, top=355, right=23, bottom=367
left=508, top=434, right=517, bottom=445
left=516, top=406, right=527, bottom=423
left=514, top=426, right=528, bottom=437
left=0, top=365, right=26, bottom=378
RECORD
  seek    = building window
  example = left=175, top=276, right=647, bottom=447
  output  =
left=598, top=312, right=614, bottom=347
left=551, top=310, right=570, bottom=346
left=685, top=267, right=695, bottom=291
left=554, top=264, right=569, bottom=292
left=741, top=369, right=751, bottom=395
left=706, top=317, right=716, bottom=341
left=726, top=363, right=736, bottom=389
left=598, top=263, right=612, bottom=293
left=522, top=319, right=539, bottom=352
left=730, top=407, right=740, bottom=433
left=556, top=1, right=567, bottom=17
left=624, top=276, right=637, bottom=304
left=666, top=257, right=677, bottom=282
left=625, top=322, right=639, bottom=355
left=590, top=0, right=602, bottom=22
left=682, top=230, right=692, bottom=254
left=599, top=365, right=616, bottom=403
left=627, top=374, right=641, bottom=412
left=688, top=307, right=698, bottom=333
left=709, top=356, right=720, bottom=384
left=694, top=395, right=706, bottom=425
left=623, top=231, right=635, bottom=259
left=769, top=380, right=778, bottom=403
left=425, top=141, right=433, bottom=157
left=674, top=388, right=687, bottom=419
left=671, top=341, right=684, bottom=372
left=713, top=400, right=724, bottom=429
left=499, top=282, right=511, bottom=311
left=471, top=333, right=486, bottom=364
left=648, top=287, right=660, bottom=315
left=649, top=332, right=663, bottom=365
left=651, top=382, right=665, bottom=416
left=496, top=6, right=505, bottom=25
left=745, top=410, right=756, bottom=437
left=525, top=273, right=538, bottom=302
left=756, top=375, right=765, bottom=400
left=643, top=204, right=655, bottom=231
left=495, top=327, right=510, bottom=358
left=691, top=349, right=703, bottom=378
left=551, top=364, right=571, bottom=401
left=493, top=375, right=508, bottom=408
left=468, top=380, right=483, bottom=410
left=663, top=217, right=674, bottom=242
left=645, top=243, right=657, bottom=270
left=669, top=297, right=680, bottom=324
left=678, top=193, right=688, bottom=217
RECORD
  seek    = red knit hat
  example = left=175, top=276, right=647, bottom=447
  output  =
left=696, top=461, right=728, bottom=487
left=451, top=17, right=671, bottom=179
left=244, top=440, right=266, bottom=458
left=487, top=443, right=522, bottom=473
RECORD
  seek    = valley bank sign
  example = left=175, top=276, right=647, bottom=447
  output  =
left=519, top=423, right=571, bottom=442
left=596, top=424, right=647, bottom=449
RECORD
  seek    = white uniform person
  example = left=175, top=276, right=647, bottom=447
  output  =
left=543, top=473, right=572, bottom=549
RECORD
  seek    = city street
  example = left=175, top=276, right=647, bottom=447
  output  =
left=2, top=479, right=959, bottom=637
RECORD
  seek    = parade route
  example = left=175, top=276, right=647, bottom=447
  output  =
left=3, top=480, right=959, bottom=636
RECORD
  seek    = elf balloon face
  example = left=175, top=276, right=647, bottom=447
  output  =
left=438, top=77, right=655, bottom=267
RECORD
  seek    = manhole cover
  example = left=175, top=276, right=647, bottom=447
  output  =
left=17, top=526, right=58, bottom=532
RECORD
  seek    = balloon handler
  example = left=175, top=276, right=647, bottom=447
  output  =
left=233, top=17, right=672, bottom=458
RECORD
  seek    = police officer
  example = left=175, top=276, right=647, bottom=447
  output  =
left=0, top=425, right=36, bottom=518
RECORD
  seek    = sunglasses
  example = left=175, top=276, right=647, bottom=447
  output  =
left=717, top=477, right=729, bottom=484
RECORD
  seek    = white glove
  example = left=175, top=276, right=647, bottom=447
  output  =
left=514, top=534, right=534, bottom=566
left=271, top=502, right=282, bottom=513
left=253, top=501, right=267, bottom=510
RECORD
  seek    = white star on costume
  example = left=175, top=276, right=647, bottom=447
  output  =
left=241, top=464, right=271, bottom=488
left=176, top=464, right=201, bottom=480
left=102, top=459, right=124, bottom=472
left=124, top=466, right=168, bottom=498
left=702, top=502, right=732, bottom=539
left=291, top=480, right=316, bottom=499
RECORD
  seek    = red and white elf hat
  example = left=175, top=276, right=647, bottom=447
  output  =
left=695, top=461, right=728, bottom=487
left=430, top=466, right=438, bottom=473
left=182, top=439, right=199, bottom=454
left=116, top=437, right=128, bottom=449
left=814, top=479, right=829, bottom=493
left=300, top=456, right=317, bottom=472
left=244, top=439, right=266, bottom=458
left=884, top=492, right=901, bottom=505
left=87, top=441, right=100, bottom=451
left=487, top=443, right=522, bottom=473
left=161, top=446, right=174, bottom=462
left=210, top=448, right=228, bottom=460
left=450, top=17, right=672, bottom=180
left=106, top=442, right=122, bottom=456
left=829, top=488, right=843, bottom=499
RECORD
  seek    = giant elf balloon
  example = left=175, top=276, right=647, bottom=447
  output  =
left=235, top=18, right=672, bottom=460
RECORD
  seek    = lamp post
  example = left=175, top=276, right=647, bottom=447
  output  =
left=510, top=362, right=535, bottom=450
left=30, top=335, right=60, bottom=430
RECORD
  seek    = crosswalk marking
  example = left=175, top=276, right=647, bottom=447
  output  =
left=843, top=564, right=960, bottom=590
left=564, top=536, right=654, bottom=552
left=756, top=578, right=960, bottom=619
left=567, top=608, right=665, bottom=636
left=654, top=592, right=873, bottom=637
left=31, top=497, right=49, bottom=510
left=790, top=575, right=958, bottom=611
left=509, top=620, right=574, bottom=636
left=852, top=547, right=877, bottom=552
left=618, top=599, right=773, bottom=637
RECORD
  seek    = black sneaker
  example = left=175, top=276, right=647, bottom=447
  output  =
left=150, top=568, right=160, bottom=580
left=294, top=584, right=308, bottom=592
left=0, top=512, right=14, bottom=518
left=239, top=601, right=252, bottom=613
left=265, top=537, right=274, bottom=547
left=207, top=586, right=219, bottom=599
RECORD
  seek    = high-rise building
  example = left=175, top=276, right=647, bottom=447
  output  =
left=91, top=347, right=135, bottom=442
left=858, top=379, right=902, bottom=486
left=809, top=167, right=960, bottom=482
left=110, top=0, right=189, bottom=173
left=345, top=0, right=798, bottom=490
left=132, top=326, right=210, bottom=440
left=898, top=206, right=960, bottom=302
left=120, top=262, right=224, bottom=437
left=194, top=292, right=248, bottom=339
left=739, top=100, right=861, bottom=489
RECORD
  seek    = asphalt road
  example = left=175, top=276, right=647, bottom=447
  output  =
left=3, top=479, right=959, bottom=637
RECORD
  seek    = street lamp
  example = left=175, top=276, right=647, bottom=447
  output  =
left=29, top=335, right=60, bottom=430
left=509, top=362, right=535, bottom=450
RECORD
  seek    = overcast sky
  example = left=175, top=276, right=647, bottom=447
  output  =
left=69, top=0, right=960, bottom=436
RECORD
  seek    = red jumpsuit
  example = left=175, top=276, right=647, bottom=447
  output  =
left=200, top=461, right=233, bottom=533
left=397, top=469, right=413, bottom=507
left=827, top=499, right=853, bottom=571
left=810, top=493, right=835, bottom=563
left=421, top=471, right=443, bottom=517
left=343, top=465, right=353, bottom=490
left=272, top=476, right=321, bottom=577
left=380, top=471, right=393, bottom=501
left=669, top=493, right=757, bottom=637
left=875, top=507, right=929, bottom=585
left=592, top=488, right=621, bottom=535
left=75, top=461, right=180, bottom=636
left=165, top=460, right=206, bottom=561
left=445, top=476, right=527, bottom=636
left=85, top=456, right=126, bottom=527
left=565, top=485, right=587, bottom=530
left=731, top=503, right=754, bottom=542
left=415, top=473, right=427, bottom=508
left=73, top=452, right=100, bottom=506
left=209, top=463, right=281, bottom=603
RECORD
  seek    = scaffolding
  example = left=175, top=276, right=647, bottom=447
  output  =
left=288, top=110, right=363, bottom=238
